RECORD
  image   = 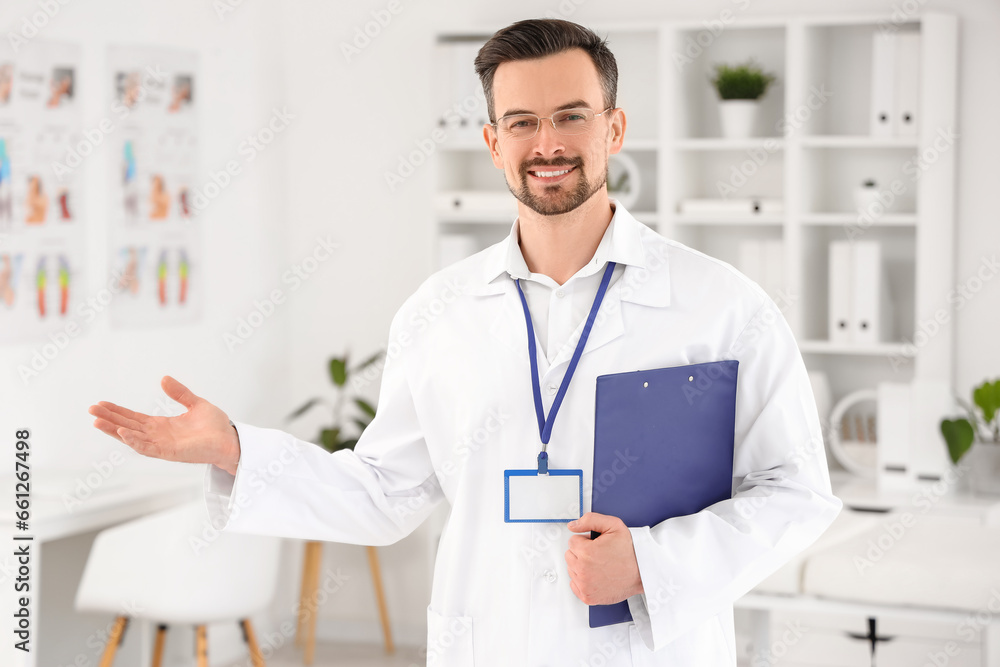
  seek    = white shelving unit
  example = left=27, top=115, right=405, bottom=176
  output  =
left=432, top=10, right=958, bottom=411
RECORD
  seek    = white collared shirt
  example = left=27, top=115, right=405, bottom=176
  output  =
left=504, top=204, right=640, bottom=365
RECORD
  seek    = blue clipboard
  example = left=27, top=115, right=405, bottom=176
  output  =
left=589, top=360, right=738, bottom=628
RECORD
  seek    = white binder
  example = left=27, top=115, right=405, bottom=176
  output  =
left=876, top=382, right=913, bottom=491
left=828, top=241, right=853, bottom=344
left=894, top=31, right=921, bottom=137
left=851, top=241, right=894, bottom=345
left=870, top=31, right=896, bottom=137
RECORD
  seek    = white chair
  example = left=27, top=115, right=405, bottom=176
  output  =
left=75, top=500, right=282, bottom=666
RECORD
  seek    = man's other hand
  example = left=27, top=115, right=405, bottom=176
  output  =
left=566, top=512, right=644, bottom=606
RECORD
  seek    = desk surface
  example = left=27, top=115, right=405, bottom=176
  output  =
left=0, top=468, right=203, bottom=542
left=829, top=469, right=1000, bottom=524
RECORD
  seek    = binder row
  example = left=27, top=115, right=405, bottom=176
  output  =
left=828, top=240, right=894, bottom=345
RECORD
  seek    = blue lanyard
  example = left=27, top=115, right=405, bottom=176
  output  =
left=514, top=261, right=616, bottom=473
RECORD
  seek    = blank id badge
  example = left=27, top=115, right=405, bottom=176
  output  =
left=504, top=469, right=583, bottom=523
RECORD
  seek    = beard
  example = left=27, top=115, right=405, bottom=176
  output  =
left=505, top=156, right=607, bottom=216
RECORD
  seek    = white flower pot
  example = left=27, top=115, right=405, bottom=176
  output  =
left=960, top=441, right=1000, bottom=495
left=718, top=100, right=760, bottom=139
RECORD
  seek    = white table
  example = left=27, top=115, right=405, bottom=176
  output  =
left=0, top=468, right=202, bottom=667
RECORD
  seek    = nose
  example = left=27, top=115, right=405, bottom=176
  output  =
left=530, top=118, right=566, bottom=158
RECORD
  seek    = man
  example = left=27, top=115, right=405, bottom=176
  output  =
left=90, top=18, right=842, bottom=665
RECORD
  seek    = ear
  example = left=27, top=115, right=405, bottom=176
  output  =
left=607, top=108, right=627, bottom=156
left=484, top=123, right=504, bottom=168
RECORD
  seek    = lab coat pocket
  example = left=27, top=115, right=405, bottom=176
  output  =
left=426, top=605, right=475, bottom=667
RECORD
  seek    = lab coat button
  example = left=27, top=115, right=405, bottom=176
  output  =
left=547, top=385, right=557, bottom=395
left=544, top=569, right=557, bottom=583
left=556, top=289, right=566, bottom=298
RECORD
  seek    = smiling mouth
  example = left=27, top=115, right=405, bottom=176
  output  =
left=527, top=165, right=576, bottom=182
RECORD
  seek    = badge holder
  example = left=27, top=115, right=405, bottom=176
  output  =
left=504, top=452, right=583, bottom=523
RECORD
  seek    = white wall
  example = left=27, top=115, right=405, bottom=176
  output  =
left=5, top=0, right=998, bottom=659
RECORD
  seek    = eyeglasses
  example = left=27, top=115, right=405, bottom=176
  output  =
left=493, top=107, right=615, bottom=141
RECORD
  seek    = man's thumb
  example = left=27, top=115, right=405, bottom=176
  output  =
left=162, top=375, right=199, bottom=410
left=568, top=512, right=617, bottom=534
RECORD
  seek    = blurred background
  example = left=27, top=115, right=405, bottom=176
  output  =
left=1, top=0, right=999, bottom=665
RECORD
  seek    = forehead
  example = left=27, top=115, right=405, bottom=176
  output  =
left=492, top=47, right=603, bottom=116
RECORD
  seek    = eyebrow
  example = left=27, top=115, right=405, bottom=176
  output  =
left=498, top=99, right=594, bottom=118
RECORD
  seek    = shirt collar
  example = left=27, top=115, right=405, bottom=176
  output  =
left=483, top=199, right=647, bottom=286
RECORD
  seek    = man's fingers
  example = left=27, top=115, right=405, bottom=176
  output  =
left=117, top=428, right=161, bottom=458
left=92, top=417, right=126, bottom=444
left=94, top=400, right=149, bottom=424
left=161, top=375, right=199, bottom=410
left=89, top=404, right=145, bottom=433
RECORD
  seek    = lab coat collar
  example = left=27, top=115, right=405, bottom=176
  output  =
left=469, top=199, right=671, bottom=309
left=470, top=201, right=672, bottom=371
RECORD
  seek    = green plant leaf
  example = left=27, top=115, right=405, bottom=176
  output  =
left=352, top=417, right=371, bottom=434
left=320, top=427, right=341, bottom=452
left=710, top=60, right=776, bottom=100
left=973, top=379, right=1000, bottom=425
left=329, top=357, right=348, bottom=387
left=286, top=397, right=321, bottom=421
left=355, top=397, right=377, bottom=419
left=940, top=418, right=975, bottom=464
left=334, top=438, right=359, bottom=452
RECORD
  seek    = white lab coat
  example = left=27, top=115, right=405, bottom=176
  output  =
left=205, top=203, right=842, bottom=666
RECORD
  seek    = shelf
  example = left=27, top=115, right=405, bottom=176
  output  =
left=801, top=135, right=919, bottom=148
left=801, top=213, right=917, bottom=226
left=798, top=340, right=916, bottom=357
left=673, top=137, right=784, bottom=151
left=673, top=213, right=784, bottom=225
left=621, top=138, right=659, bottom=151
left=437, top=209, right=517, bottom=224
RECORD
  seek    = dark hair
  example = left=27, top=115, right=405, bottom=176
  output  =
left=474, top=19, right=618, bottom=124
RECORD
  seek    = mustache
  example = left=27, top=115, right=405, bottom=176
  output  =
left=521, top=157, right=582, bottom=173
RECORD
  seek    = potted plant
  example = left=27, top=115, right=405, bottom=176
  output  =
left=940, top=378, right=1000, bottom=494
left=709, top=59, right=777, bottom=139
left=286, top=350, right=384, bottom=452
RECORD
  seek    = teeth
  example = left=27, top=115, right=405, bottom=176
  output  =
left=532, top=168, right=571, bottom=178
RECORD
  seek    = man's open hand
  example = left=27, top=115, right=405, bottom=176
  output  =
left=88, top=375, right=241, bottom=475
left=565, top=512, right=644, bottom=606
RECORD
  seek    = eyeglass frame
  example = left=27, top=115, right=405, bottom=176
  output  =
left=491, top=106, right=618, bottom=142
